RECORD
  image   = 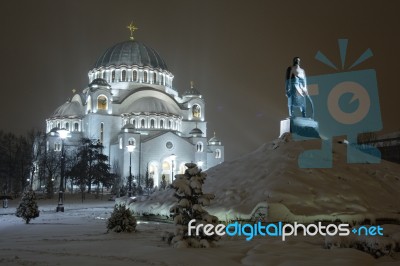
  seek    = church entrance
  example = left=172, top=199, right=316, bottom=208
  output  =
left=148, top=162, right=159, bottom=189
left=162, top=160, right=171, bottom=185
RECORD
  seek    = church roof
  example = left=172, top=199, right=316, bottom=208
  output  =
left=189, top=127, right=203, bottom=136
left=208, top=132, right=222, bottom=145
left=89, top=78, right=110, bottom=88
left=51, top=99, right=84, bottom=118
left=93, top=40, right=168, bottom=70
left=122, top=96, right=181, bottom=116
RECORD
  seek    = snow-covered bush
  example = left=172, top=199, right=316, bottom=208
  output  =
left=107, top=204, right=137, bottom=233
left=165, top=163, right=220, bottom=248
left=15, top=189, right=40, bottom=224
left=325, top=233, right=396, bottom=258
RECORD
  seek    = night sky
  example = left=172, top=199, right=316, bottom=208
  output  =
left=1, top=0, right=399, bottom=161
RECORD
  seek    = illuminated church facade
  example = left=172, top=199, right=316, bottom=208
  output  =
left=45, top=25, right=224, bottom=187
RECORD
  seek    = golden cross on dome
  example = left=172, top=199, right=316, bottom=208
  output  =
left=127, top=21, right=138, bottom=40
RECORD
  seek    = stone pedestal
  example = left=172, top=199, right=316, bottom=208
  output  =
left=280, top=117, right=320, bottom=139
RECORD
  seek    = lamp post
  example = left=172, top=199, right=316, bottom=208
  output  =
left=171, top=154, right=176, bottom=181
left=127, top=143, right=135, bottom=197
left=56, top=128, right=69, bottom=212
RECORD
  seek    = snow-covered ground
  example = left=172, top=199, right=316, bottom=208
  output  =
left=2, top=136, right=400, bottom=265
left=1, top=200, right=400, bottom=265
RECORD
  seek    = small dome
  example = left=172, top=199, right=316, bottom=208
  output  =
left=189, top=127, right=203, bottom=136
left=89, top=78, right=110, bottom=88
left=93, top=40, right=168, bottom=70
left=208, top=132, right=222, bottom=145
left=123, top=97, right=181, bottom=115
left=183, top=82, right=201, bottom=96
left=51, top=100, right=84, bottom=118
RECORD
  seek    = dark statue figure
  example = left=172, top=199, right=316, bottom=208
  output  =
left=285, top=57, right=311, bottom=118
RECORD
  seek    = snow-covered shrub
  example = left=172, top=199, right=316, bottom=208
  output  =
left=15, top=189, right=40, bottom=224
left=325, top=233, right=396, bottom=258
left=165, top=163, right=220, bottom=248
left=107, top=204, right=137, bottom=233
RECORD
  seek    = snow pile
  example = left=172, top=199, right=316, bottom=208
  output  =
left=128, top=134, right=400, bottom=223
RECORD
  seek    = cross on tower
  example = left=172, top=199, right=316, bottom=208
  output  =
left=127, top=21, right=138, bottom=40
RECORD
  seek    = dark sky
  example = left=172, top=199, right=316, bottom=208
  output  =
left=1, top=0, right=399, bottom=161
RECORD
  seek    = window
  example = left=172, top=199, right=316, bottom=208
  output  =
left=132, top=70, right=137, bottom=81
left=100, top=123, right=104, bottom=144
left=196, top=142, right=203, bottom=152
left=168, top=120, right=172, bottom=129
left=97, top=95, right=108, bottom=110
left=153, top=72, right=157, bottom=84
left=102, top=71, right=106, bottom=79
left=65, top=122, right=69, bottom=131
left=121, top=70, right=126, bottom=81
left=141, top=119, right=145, bottom=128
left=57, top=122, right=60, bottom=128
left=74, top=122, right=79, bottom=132
left=161, top=75, right=164, bottom=85
left=160, top=120, right=164, bottom=129
left=192, top=105, right=201, bottom=118
left=150, top=119, right=155, bottom=128
left=111, top=70, right=115, bottom=82
left=119, top=138, right=122, bottom=149
left=128, top=138, right=135, bottom=146
left=54, top=143, right=61, bottom=151
left=215, top=149, right=221, bottom=159
left=144, top=71, right=148, bottom=83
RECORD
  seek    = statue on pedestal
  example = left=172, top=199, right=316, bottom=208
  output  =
left=285, top=57, right=313, bottom=118
left=280, top=57, right=318, bottom=139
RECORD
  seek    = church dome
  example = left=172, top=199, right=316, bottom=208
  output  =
left=89, top=78, right=110, bottom=88
left=51, top=100, right=84, bottom=118
left=189, top=127, right=203, bottom=137
left=123, top=97, right=181, bottom=115
left=93, top=40, right=168, bottom=70
left=208, top=133, right=222, bottom=145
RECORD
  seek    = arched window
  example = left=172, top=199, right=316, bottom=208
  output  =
left=141, top=119, right=145, bottom=128
left=215, top=149, right=221, bottom=159
left=57, top=122, right=60, bottom=128
left=160, top=120, right=164, bottom=129
left=74, top=122, right=79, bottom=131
left=65, top=122, right=69, bottom=131
left=192, top=105, right=201, bottom=118
left=143, top=71, right=148, bottom=83
left=196, top=142, right=203, bottom=152
left=87, top=95, right=92, bottom=113
left=54, top=143, right=61, bottom=151
left=128, top=138, right=135, bottom=146
left=111, top=70, right=115, bottom=82
left=150, top=119, right=155, bottom=128
left=97, top=95, right=108, bottom=110
left=121, top=70, right=126, bottom=81
left=161, top=75, right=164, bottom=85
left=153, top=72, right=157, bottom=84
left=100, top=123, right=104, bottom=144
left=132, top=70, right=137, bottom=81
left=102, top=71, right=106, bottom=79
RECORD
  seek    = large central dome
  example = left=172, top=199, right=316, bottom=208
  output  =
left=93, top=40, right=168, bottom=70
